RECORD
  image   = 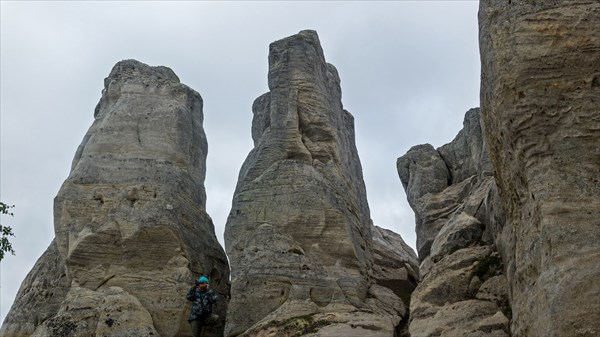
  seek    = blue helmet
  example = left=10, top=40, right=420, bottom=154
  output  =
left=198, top=276, right=209, bottom=284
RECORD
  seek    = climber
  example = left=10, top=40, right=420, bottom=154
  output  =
left=187, top=275, right=220, bottom=337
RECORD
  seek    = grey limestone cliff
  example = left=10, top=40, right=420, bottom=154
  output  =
left=1, top=59, right=230, bottom=337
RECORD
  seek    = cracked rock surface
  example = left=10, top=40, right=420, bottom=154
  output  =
left=479, top=1, right=600, bottom=335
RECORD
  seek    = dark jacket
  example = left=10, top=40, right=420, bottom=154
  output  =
left=186, top=286, right=218, bottom=322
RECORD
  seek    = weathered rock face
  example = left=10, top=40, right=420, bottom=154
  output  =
left=479, top=1, right=600, bottom=336
left=1, top=59, right=230, bottom=337
left=371, top=225, right=419, bottom=305
left=224, top=30, right=413, bottom=337
left=371, top=225, right=420, bottom=337
left=398, top=108, right=511, bottom=337
left=0, top=240, right=69, bottom=337
left=398, top=108, right=496, bottom=261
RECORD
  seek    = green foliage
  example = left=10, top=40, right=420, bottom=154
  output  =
left=0, top=202, right=16, bottom=261
left=260, top=314, right=331, bottom=336
left=283, top=315, right=330, bottom=335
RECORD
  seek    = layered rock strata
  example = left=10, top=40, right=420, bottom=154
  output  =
left=224, top=30, right=416, bottom=337
left=398, top=108, right=510, bottom=337
left=0, top=240, right=69, bottom=337
left=479, top=1, right=600, bottom=336
left=371, top=225, right=419, bottom=305
left=1, top=60, right=230, bottom=337
left=371, top=225, right=420, bottom=337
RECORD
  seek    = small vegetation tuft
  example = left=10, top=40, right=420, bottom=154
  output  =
left=260, top=314, right=331, bottom=336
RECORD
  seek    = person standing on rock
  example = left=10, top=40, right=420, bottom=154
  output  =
left=187, top=276, right=220, bottom=337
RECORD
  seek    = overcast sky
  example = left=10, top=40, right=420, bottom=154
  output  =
left=0, top=0, right=480, bottom=323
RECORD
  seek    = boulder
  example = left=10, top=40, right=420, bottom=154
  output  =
left=371, top=225, right=419, bottom=304
left=32, top=286, right=159, bottom=337
left=408, top=246, right=510, bottom=337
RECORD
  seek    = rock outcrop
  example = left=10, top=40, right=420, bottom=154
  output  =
left=4, top=3, right=594, bottom=335
left=1, top=60, right=230, bottom=337
left=224, top=30, right=417, bottom=337
left=398, top=108, right=510, bottom=337
left=479, top=1, right=600, bottom=336
left=398, top=2, right=599, bottom=336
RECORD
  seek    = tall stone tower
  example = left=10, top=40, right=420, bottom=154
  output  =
left=224, top=30, right=407, bottom=337
left=1, top=60, right=230, bottom=337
